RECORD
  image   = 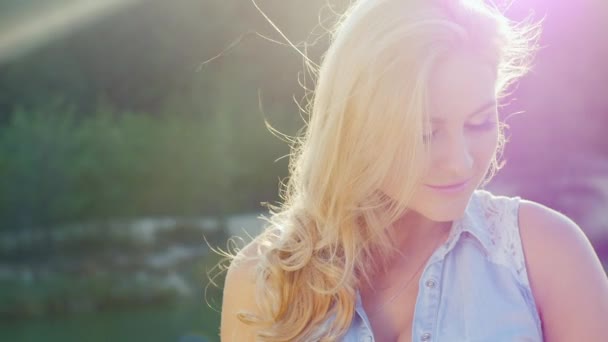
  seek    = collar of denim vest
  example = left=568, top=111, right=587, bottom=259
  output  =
left=354, top=189, right=494, bottom=314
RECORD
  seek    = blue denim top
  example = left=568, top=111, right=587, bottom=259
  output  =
left=340, top=189, right=544, bottom=341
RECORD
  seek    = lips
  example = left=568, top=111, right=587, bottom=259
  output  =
left=426, top=179, right=471, bottom=189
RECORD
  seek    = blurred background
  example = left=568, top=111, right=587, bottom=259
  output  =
left=0, top=0, right=605, bottom=341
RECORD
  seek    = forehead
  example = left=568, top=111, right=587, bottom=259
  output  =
left=427, top=50, right=498, bottom=122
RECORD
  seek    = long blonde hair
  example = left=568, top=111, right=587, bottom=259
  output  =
left=224, top=0, right=541, bottom=340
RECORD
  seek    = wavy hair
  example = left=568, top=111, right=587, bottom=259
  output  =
left=222, top=0, right=542, bottom=340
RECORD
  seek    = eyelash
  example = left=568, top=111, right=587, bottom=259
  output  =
left=423, top=119, right=497, bottom=141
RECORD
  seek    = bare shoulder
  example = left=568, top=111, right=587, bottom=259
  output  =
left=220, top=236, right=266, bottom=342
left=517, top=199, right=608, bottom=341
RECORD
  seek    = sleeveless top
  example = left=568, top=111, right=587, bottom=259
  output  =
left=339, top=189, right=544, bottom=341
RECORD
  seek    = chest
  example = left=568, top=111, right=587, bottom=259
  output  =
left=359, top=269, right=436, bottom=342
left=345, top=239, right=543, bottom=342
left=360, top=285, right=418, bottom=342
left=356, top=238, right=447, bottom=341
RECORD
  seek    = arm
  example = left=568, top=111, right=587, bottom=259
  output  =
left=220, top=241, right=262, bottom=342
left=518, top=199, right=608, bottom=341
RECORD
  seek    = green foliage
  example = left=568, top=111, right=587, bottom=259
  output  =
left=0, top=0, right=342, bottom=120
left=0, top=104, right=290, bottom=231
left=0, top=104, right=84, bottom=229
left=0, top=0, right=334, bottom=231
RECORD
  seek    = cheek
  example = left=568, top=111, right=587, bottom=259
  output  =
left=473, top=128, right=500, bottom=166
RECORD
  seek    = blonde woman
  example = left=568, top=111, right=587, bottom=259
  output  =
left=220, top=0, right=608, bottom=341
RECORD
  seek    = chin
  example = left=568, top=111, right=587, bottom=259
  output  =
left=416, top=191, right=473, bottom=222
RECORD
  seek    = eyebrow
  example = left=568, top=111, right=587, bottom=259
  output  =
left=430, top=100, right=497, bottom=123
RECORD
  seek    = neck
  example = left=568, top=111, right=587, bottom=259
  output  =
left=361, top=211, right=452, bottom=294
left=389, top=210, right=452, bottom=255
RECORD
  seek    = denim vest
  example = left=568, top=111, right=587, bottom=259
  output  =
left=340, top=189, right=543, bottom=341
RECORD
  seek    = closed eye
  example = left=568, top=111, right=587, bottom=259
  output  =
left=467, top=119, right=497, bottom=131
left=423, top=118, right=497, bottom=143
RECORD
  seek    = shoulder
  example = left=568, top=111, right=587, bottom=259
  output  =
left=517, top=199, right=608, bottom=341
left=517, top=199, right=595, bottom=260
left=220, top=236, right=265, bottom=341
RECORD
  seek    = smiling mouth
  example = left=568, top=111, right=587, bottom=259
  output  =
left=425, top=178, right=471, bottom=189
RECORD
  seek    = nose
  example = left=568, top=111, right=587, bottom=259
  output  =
left=436, top=130, right=474, bottom=174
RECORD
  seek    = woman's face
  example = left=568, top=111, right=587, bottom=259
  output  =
left=383, top=50, right=499, bottom=222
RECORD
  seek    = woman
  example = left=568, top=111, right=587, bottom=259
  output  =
left=220, top=0, right=608, bottom=341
